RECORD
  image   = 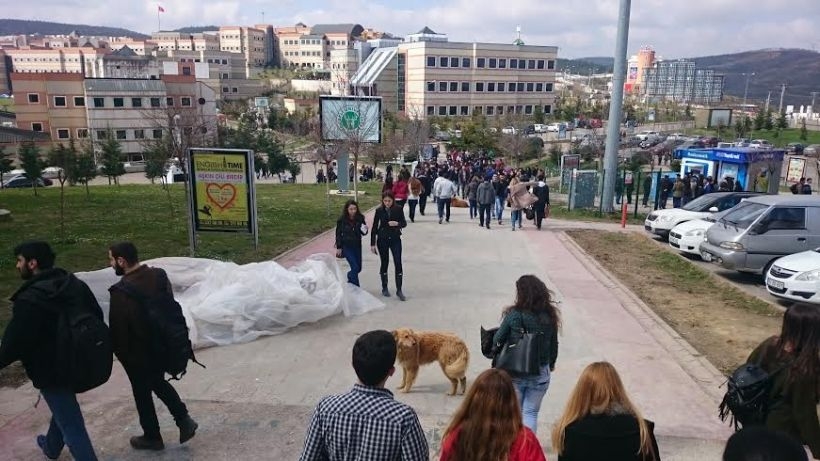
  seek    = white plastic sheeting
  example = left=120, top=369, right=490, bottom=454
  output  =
left=76, top=254, right=385, bottom=348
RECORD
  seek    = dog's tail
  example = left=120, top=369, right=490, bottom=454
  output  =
left=445, top=346, right=470, bottom=378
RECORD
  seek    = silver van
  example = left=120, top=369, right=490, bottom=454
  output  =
left=700, top=195, right=820, bottom=274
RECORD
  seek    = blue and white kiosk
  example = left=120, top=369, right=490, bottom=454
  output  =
left=673, top=147, right=786, bottom=194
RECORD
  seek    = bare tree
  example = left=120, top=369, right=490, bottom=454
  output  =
left=311, top=142, right=342, bottom=217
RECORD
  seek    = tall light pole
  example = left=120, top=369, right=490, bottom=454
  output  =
left=741, top=72, right=755, bottom=110
left=601, top=0, right=632, bottom=213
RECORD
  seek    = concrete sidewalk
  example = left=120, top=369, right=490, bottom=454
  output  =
left=0, top=205, right=733, bottom=460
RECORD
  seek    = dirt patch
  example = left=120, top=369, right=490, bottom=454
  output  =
left=0, top=362, right=28, bottom=388
left=567, top=230, right=783, bottom=375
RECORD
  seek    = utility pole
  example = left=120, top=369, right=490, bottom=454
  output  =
left=742, top=72, right=755, bottom=110
left=764, top=91, right=771, bottom=113
left=778, top=83, right=787, bottom=114
left=601, top=0, right=632, bottom=213
left=810, top=91, right=818, bottom=115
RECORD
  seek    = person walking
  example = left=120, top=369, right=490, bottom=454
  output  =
left=335, top=200, right=369, bottom=287
left=477, top=177, right=495, bottom=229
left=659, top=175, right=671, bottom=209
left=382, top=176, right=394, bottom=196
left=746, top=303, right=820, bottom=459
left=672, top=175, right=684, bottom=208
left=417, top=169, right=432, bottom=216
left=802, top=178, right=813, bottom=195
left=492, top=275, right=560, bottom=433
left=108, top=242, right=198, bottom=451
left=642, top=173, right=653, bottom=207
left=440, top=369, right=545, bottom=461
left=466, top=176, right=480, bottom=220
left=0, top=242, right=101, bottom=461
left=371, top=192, right=408, bottom=301
left=392, top=171, right=410, bottom=209
left=508, top=177, right=536, bottom=231
left=493, top=174, right=509, bottom=225
left=407, top=175, right=423, bottom=223
left=551, top=361, right=661, bottom=461
left=434, top=172, right=457, bottom=224
left=532, top=175, right=550, bottom=230
left=299, top=330, right=428, bottom=460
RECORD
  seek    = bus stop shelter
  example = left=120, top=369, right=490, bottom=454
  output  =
left=674, top=147, right=786, bottom=194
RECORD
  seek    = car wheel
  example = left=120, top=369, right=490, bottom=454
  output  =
left=762, top=259, right=776, bottom=282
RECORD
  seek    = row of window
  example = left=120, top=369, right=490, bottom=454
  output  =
left=425, top=81, right=554, bottom=93
left=282, top=39, right=348, bottom=46
left=426, top=56, right=556, bottom=71
left=425, top=104, right=553, bottom=117
left=283, top=51, right=325, bottom=57
left=27, top=93, right=193, bottom=108
left=31, top=125, right=167, bottom=141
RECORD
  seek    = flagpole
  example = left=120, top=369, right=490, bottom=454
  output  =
left=157, top=7, right=160, bottom=33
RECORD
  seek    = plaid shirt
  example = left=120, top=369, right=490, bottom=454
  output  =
left=299, top=384, right=429, bottom=461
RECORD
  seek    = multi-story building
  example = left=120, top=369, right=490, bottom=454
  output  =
left=625, top=46, right=656, bottom=94
left=642, top=59, right=724, bottom=104
left=273, top=23, right=311, bottom=67
left=103, top=46, right=160, bottom=79
left=219, top=26, right=267, bottom=77
left=109, top=40, right=159, bottom=56
left=351, top=28, right=558, bottom=119
left=274, top=24, right=364, bottom=69
left=160, top=50, right=264, bottom=101
left=329, top=49, right=359, bottom=95
left=11, top=72, right=88, bottom=147
left=0, top=49, right=11, bottom=95
left=4, top=47, right=108, bottom=77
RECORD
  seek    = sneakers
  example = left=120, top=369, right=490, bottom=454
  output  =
left=130, top=435, right=165, bottom=451
left=36, top=435, right=59, bottom=460
left=178, top=416, right=198, bottom=444
left=438, top=218, right=442, bottom=224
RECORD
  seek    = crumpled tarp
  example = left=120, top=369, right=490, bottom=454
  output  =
left=76, top=254, right=385, bottom=348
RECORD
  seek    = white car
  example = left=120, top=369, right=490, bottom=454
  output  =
left=635, top=130, right=660, bottom=142
left=749, top=139, right=772, bottom=149
left=669, top=218, right=714, bottom=256
left=766, top=250, right=820, bottom=304
left=666, top=133, right=686, bottom=141
left=645, top=192, right=759, bottom=239
left=501, top=126, right=516, bottom=134
left=546, top=123, right=560, bottom=132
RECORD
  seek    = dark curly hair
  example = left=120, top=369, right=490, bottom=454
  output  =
left=503, top=274, right=561, bottom=330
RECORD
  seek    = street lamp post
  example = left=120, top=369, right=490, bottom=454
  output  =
left=742, top=72, right=755, bottom=110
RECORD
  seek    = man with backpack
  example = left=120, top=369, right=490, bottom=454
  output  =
left=108, top=242, right=198, bottom=451
left=0, top=241, right=104, bottom=461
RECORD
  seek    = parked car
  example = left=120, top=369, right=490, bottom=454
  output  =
left=717, top=142, right=735, bottom=148
left=701, top=195, right=820, bottom=275
left=666, top=133, right=687, bottom=141
left=765, top=249, right=820, bottom=304
left=564, top=121, right=575, bottom=131
left=749, top=139, right=773, bottom=149
left=501, top=126, right=517, bottom=135
left=733, top=138, right=751, bottom=147
left=669, top=210, right=733, bottom=257
left=645, top=192, right=761, bottom=239
left=700, top=136, right=720, bottom=147
left=2, top=175, right=47, bottom=188
left=533, top=124, right=547, bottom=133
left=546, top=123, right=560, bottom=132
left=635, top=130, right=661, bottom=142
left=786, top=143, right=805, bottom=154
left=805, top=144, right=820, bottom=156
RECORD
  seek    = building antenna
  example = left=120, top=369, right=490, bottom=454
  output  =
left=513, top=25, right=524, bottom=46
left=261, top=11, right=265, bottom=24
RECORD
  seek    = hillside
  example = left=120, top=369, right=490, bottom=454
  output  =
left=0, top=19, right=147, bottom=38
left=171, top=26, right=220, bottom=34
left=557, top=58, right=611, bottom=75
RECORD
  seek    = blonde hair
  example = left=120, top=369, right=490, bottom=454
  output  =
left=551, top=362, right=653, bottom=458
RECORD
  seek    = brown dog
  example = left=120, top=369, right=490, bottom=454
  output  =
left=392, top=328, right=469, bottom=395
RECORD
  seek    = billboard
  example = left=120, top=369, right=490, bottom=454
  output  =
left=708, top=109, right=732, bottom=128
left=787, top=157, right=806, bottom=184
left=319, top=95, right=382, bottom=143
left=188, top=148, right=256, bottom=234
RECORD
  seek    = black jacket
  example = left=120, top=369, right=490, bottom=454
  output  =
left=418, top=175, right=433, bottom=197
left=533, top=183, right=550, bottom=207
left=335, top=215, right=367, bottom=249
left=0, top=268, right=103, bottom=389
left=559, top=414, right=660, bottom=461
left=371, top=204, right=407, bottom=245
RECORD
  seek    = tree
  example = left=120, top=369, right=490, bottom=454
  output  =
left=734, top=119, right=745, bottom=139
left=764, top=108, right=774, bottom=131
left=0, top=146, right=14, bottom=187
left=800, top=119, right=809, bottom=141
left=143, top=137, right=171, bottom=185
left=99, top=131, right=126, bottom=185
left=74, top=142, right=97, bottom=197
left=742, top=116, right=752, bottom=136
left=715, top=120, right=726, bottom=140
left=753, top=109, right=766, bottom=131
left=47, top=141, right=78, bottom=238
left=776, top=111, right=788, bottom=130
left=287, top=159, right=301, bottom=183
left=533, top=104, right=545, bottom=124
left=18, top=141, right=43, bottom=196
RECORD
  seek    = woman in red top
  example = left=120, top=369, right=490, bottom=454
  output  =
left=392, top=170, right=410, bottom=209
left=440, top=369, right=546, bottom=461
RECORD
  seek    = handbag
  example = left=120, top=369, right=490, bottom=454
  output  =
left=480, top=326, right=498, bottom=359
left=493, top=326, right=542, bottom=376
left=524, top=206, right=535, bottom=220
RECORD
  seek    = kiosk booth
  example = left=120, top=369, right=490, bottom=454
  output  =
left=674, top=147, right=786, bottom=194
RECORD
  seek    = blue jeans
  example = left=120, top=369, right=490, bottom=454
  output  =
left=468, top=199, right=477, bottom=219
left=511, top=209, right=522, bottom=229
left=39, top=388, right=98, bottom=461
left=342, top=245, right=363, bottom=286
left=495, top=196, right=505, bottom=221
left=512, top=365, right=551, bottom=433
left=437, top=198, right=451, bottom=221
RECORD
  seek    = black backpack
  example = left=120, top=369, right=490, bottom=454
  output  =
left=719, top=362, right=787, bottom=430
left=114, top=270, right=204, bottom=380
left=53, top=282, right=113, bottom=393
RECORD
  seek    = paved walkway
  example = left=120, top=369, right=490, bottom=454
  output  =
left=0, top=206, right=733, bottom=460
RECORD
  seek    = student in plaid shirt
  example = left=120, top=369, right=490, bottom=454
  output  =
left=299, top=330, right=429, bottom=461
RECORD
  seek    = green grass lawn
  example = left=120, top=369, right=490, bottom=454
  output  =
left=550, top=203, right=648, bottom=226
left=692, top=127, right=820, bottom=146
left=0, top=182, right=382, bottom=332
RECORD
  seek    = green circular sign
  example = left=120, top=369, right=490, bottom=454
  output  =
left=339, top=108, right=361, bottom=131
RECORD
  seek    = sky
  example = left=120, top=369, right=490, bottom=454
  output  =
left=6, top=0, right=820, bottom=59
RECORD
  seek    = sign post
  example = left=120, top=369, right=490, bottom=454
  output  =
left=187, top=148, right=258, bottom=255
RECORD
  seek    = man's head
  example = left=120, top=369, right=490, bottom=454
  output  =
left=352, top=330, right=396, bottom=387
left=108, top=241, right=140, bottom=276
left=14, top=241, right=55, bottom=280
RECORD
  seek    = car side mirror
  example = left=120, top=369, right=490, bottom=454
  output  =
left=709, top=207, right=719, bottom=213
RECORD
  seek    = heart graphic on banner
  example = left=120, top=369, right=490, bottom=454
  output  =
left=205, top=183, right=237, bottom=210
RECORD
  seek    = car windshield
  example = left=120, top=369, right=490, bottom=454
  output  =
left=681, top=194, right=718, bottom=211
left=719, top=202, right=768, bottom=229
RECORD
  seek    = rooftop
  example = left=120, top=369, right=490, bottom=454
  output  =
left=350, top=47, right=397, bottom=87
left=310, top=24, right=364, bottom=37
left=84, top=78, right=165, bottom=93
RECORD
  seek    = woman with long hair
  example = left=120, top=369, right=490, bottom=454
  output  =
left=747, top=303, right=820, bottom=458
left=392, top=170, right=410, bottom=210
left=370, top=192, right=408, bottom=301
left=551, top=362, right=660, bottom=461
left=382, top=176, right=394, bottom=195
left=407, top=174, right=424, bottom=223
left=334, top=200, right=368, bottom=287
left=440, top=369, right=545, bottom=461
left=492, top=275, right=560, bottom=432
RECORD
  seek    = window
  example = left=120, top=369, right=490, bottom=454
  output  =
left=54, top=96, right=66, bottom=107
left=544, top=104, right=552, bottom=114
left=486, top=106, right=495, bottom=116
left=167, top=97, right=175, bottom=106
left=475, top=82, right=485, bottom=92
left=765, top=207, right=806, bottom=230
left=182, top=67, right=192, bottom=76
left=545, top=83, right=554, bottom=92
left=526, top=83, right=535, bottom=92
left=477, top=58, right=486, bottom=68
left=152, top=129, right=163, bottom=139
left=462, top=57, right=470, bottom=68
left=438, top=81, right=447, bottom=92
left=93, top=97, right=105, bottom=107
left=57, top=128, right=70, bottom=139
left=449, top=106, right=457, bottom=116
left=460, top=106, right=469, bottom=116
left=510, top=59, right=518, bottom=69
left=27, top=93, right=39, bottom=103
left=427, top=81, right=436, bottom=92
left=499, top=59, right=507, bottom=69
left=77, top=128, right=88, bottom=138
left=473, top=106, right=483, bottom=115
left=524, top=105, right=533, bottom=115
left=134, top=129, right=145, bottom=139
left=131, top=97, right=142, bottom=107
left=487, top=82, right=496, bottom=92
left=461, top=82, right=470, bottom=92
left=113, top=97, right=124, bottom=107
left=439, top=56, right=449, bottom=67
left=489, top=58, right=497, bottom=69
left=515, top=105, right=523, bottom=114
left=115, top=130, right=127, bottom=140
left=427, top=106, right=435, bottom=116
left=449, top=82, right=458, bottom=92
left=96, top=130, right=107, bottom=139
left=74, top=96, right=85, bottom=106
left=536, top=83, right=544, bottom=92
left=150, top=97, right=161, bottom=107
left=438, top=106, right=447, bottom=116
left=31, top=122, right=43, bottom=132
left=450, top=57, right=459, bottom=68
left=184, top=95, right=195, bottom=103
left=497, top=106, right=504, bottom=116
left=517, top=83, right=525, bottom=92
left=509, top=106, right=516, bottom=114
left=508, top=82, right=516, bottom=92
left=497, top=82, right=505, bottom=92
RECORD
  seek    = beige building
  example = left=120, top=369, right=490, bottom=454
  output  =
left=352, top=31, right=558, bottom=119
left=219, top=26, right=267, bottom=77
left=329, top=49, right=360, bottom=95
left=109, top=40, right=159, bottom=56
left=5, top=47, right=109, bottom=77
left=273, top=24, right=364, bottom=69
left=10, top=72, right=88, bottom=150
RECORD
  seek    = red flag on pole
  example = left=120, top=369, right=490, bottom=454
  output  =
left=158, top=5, right=165, bottom=12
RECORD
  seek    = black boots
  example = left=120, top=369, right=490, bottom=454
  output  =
left=396, top=273, right=405, bottom=301
left=380, top=273, right=390, bottom=297
left=178, top=415, right=198, bottom=444
left=130, top=436, right=165, bottom=451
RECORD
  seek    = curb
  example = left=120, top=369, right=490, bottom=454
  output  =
left=558, top=231, right=728, bottom=405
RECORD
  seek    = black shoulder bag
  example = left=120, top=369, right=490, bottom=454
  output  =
left=493, top=323, right=542, bottom=376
